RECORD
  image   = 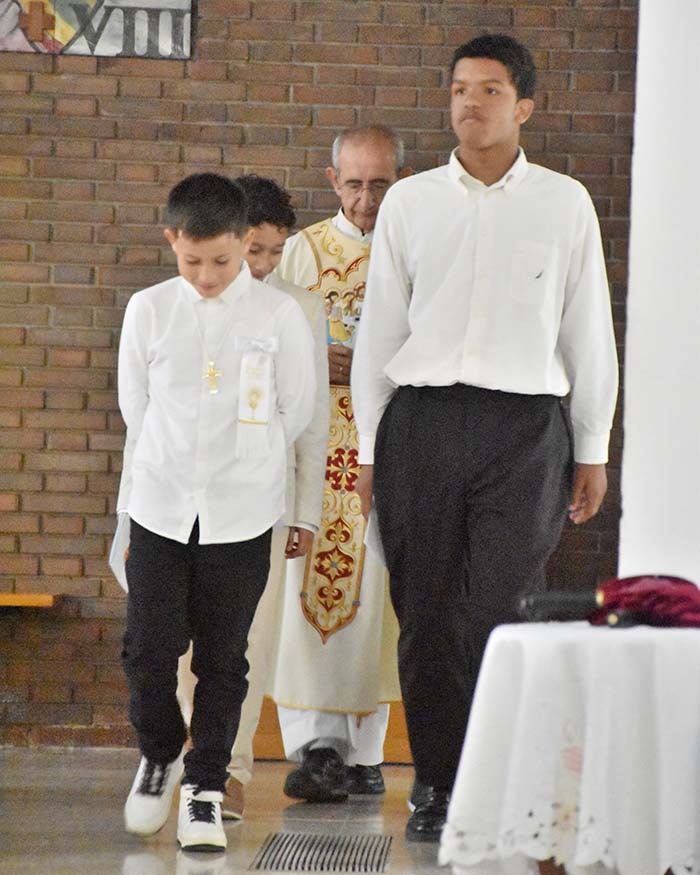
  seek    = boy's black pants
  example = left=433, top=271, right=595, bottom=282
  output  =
left=373, top=385, right=573, bottom=792
left=122, top=518, right=271, bottom=792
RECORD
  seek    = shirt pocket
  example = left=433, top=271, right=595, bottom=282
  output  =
left=509, top=240, right=556, bottom=308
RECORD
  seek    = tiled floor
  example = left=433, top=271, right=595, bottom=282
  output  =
left=0, top=748, right=447, bottom=875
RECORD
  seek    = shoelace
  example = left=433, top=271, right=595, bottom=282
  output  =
left=187, top=797, right=216, bottom=824
left=138, top=760, right=170, bottom=796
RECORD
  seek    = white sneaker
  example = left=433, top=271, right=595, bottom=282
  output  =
left=177, top=784, right=227, bottom=852
left=124, top=749, right=185, bottom=836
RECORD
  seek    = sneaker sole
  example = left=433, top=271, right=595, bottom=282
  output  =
left=221, top=808, right=243, bottom=821
left=178, top=841, right=227, bottom=853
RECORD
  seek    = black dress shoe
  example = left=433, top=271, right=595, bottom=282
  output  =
left=283, top=747, right=349, bottom=803
left=407, top=777, right=430, bottom=812
left=405, top=787, right=450, bottom=842
left=345, top=764, right=385, bottom=795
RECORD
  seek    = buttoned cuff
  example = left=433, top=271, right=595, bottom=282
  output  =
left=358, top=433, right=375, bottom=466
left=573, top=431, right=610, bottom=465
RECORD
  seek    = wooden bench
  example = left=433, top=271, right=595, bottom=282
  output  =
left=0, top=593, right=63, bottom=609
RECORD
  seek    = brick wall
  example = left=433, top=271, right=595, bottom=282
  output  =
left=0, top=0, right=636, bottom=745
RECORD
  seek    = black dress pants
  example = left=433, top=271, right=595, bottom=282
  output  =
left=373, top=385, right=572, bottom=791
left=122, top=518, right=271, bottom=792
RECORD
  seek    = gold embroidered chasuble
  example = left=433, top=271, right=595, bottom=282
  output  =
left=271, top=216, right=400, bottom=713
left=299, top=218, right=371, bottom=642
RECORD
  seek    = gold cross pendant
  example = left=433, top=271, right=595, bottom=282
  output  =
left=203, top=361, right=222, bottom=394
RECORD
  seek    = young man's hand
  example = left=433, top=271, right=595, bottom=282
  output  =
left=568, top=463, right=607, bottom=525
left=356, top=465, right=374, bottom=520
left=285, top=527, right=314, bottom=558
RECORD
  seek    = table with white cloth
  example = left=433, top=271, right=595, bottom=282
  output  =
left=439, top=621, right=700, bottom=875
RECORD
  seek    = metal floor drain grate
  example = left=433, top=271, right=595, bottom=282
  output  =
left=249, top=831, right=392, bottom=873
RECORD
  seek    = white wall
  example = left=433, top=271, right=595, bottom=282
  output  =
left=618, top=0, right=700, bottom=581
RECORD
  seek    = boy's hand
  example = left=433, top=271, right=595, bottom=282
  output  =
left=356, top=465, right=374, bottom=520
left=123, top=547, right=129, bottom=563
left=285, top=527, right=314, bottom=558
left=569, top=463, right=607, bottom=525
left=328, top=345, right=353, bottom=385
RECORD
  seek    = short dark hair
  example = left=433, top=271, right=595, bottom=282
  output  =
left=235, top=174, right=296, bottom=230
left=450, top=34, right=537, bottom=100
left=165, top=172, right=248, bottom=239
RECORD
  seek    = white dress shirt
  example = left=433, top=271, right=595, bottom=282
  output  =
left=265, top=272, right=330, bottom=534
left=332, top=207, right=374, bottom=243
left=352, top=148, right=618, bottom=465
left=117, top=263, right=316, bottom=545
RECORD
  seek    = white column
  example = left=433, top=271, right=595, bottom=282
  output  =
left=618, top=0, right=700, bottom=581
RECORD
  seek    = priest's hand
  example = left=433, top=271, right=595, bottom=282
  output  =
left=285, top=526, right=314, bottom=558
left=328, top=344, right=353, bottom=385
left=356, top=465, right=374, bottom=520
left=569, top=463, right=607, bottom=525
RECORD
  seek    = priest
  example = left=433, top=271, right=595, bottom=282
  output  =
left=271, top=125, right=406, bottom=802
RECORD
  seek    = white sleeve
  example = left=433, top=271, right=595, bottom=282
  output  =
left=558, top=188, right=619, bottom=464
left=275, top=298, right=317, bottom=448
left=116, top=294, right=150, bottom=510
left=351, top=193, right=412, bottom=464
left=292, top=300, right=330, bottom=529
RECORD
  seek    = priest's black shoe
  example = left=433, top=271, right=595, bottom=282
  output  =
left=345, top=764, right=385, bottom=795
left=283, top=747, right=349, bottom=803
left=405, top=787, right=450, bottom=842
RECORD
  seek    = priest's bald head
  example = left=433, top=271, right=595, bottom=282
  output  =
left=325, top=125, right=405, bottom=234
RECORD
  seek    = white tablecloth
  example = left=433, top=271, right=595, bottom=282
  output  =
left=439, top=622, right=700, bottom=875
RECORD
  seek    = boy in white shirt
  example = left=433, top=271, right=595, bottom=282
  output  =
left=118, top=173, right=316, bottom=852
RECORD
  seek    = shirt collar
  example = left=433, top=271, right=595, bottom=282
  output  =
left=181, top=260, right=251, bottom=303
left=448, top=147, right=528, bottom=194
left=331, top=207, right=374, bottom=243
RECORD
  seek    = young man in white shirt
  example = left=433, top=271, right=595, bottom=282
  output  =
left=118, top=173, right=316, bottom=852
left=352, top=34, right=618, bottom=842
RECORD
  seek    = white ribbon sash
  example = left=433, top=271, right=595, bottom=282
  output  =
left=234, top=335, right=278, bottom=458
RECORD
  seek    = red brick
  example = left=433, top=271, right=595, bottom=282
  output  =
left=54, top=96, right=97, bottom=116
left=185, top=60, right=228, bottom=81
left=0, top=370, right=22, bottom=389
left=1, top=179, right=51, bottom=200
left=0, top=135, right=52, bottom=156
left=0, top=494, right=18, bottom=511
left=31, top=117, right=117, bottom=139
left=0, top=243, right=29, bottom=262
left=43, top=515, right=86, bottom=535
left=26, top=328, right=113, bottom=349
left=99, top=57, right=184, bottom=78
left=40, top=556, right=85, bottom=577
left=0, top=554, right=39, bottom=574
left=0, top=427, right=43, bottom=447
left=24, top=369, right=109, bottom=390
left=32, top=74, right=118, bottom=96
left=44, top=473, right=87, bottom=492
left=23, top=452, right=109, bottom=473
left=0, top=473, right=42, bottom=491
left=298, top=0, right=378, bottom=20
left=0, top=388, right=44, bottom=409
left=0, top=411, right=21, bottom=427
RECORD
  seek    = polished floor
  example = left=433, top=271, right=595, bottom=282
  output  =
left=0, top=748, right=447, bottom=875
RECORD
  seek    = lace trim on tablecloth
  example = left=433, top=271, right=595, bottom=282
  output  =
left=441, top=802, right=613, bottom=869
left=441, top=806, right=700, bottom=875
